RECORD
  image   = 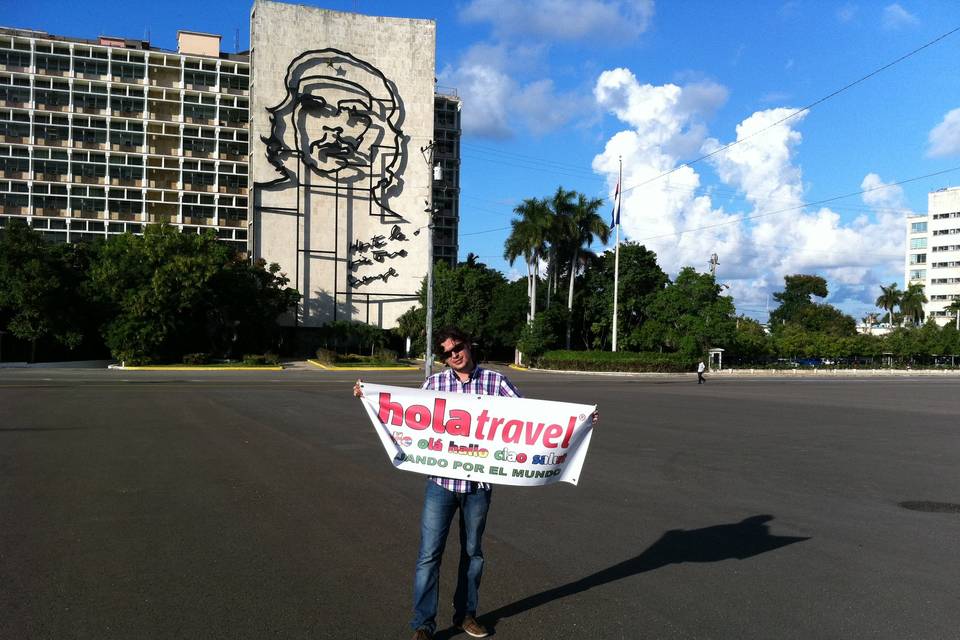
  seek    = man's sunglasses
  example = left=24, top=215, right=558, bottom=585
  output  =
left=440, top=342, right=467, bottom=360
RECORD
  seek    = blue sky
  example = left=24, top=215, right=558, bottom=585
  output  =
left=8, top=0, right=960, bottom=320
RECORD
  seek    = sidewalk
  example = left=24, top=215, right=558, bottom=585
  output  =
left=0, top=360, right=112, bottom=369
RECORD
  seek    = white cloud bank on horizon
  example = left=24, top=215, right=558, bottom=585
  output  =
left=927, top=108, right=960, bottom=158
left=591, top=67, right=908, bottom=320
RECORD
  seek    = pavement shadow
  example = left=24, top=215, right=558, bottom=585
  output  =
left=434, top=515, right=808, bottom=638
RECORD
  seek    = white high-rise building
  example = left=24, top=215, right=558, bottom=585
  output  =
left=905, top=187, right=960, bottom=325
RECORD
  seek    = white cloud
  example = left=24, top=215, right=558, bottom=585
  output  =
left=837, top=4, right=858, bottom=23
left=882, top=3, right=919, bottom=29
left=592, top=68, right=908, bottom=320
left=439, top=44, right=582, bottom=139
left=460, top=0, right=655, bottom=42
left=442, top=59, right=513, bottom=139
left=861, top=172, right=906, bottom=210
left=927, top=108, right=960, bottom=158
left=759, top=91, right=792, bottom=105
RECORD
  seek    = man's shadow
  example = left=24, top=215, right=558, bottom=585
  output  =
left=434, top=515, right=808, bottom=639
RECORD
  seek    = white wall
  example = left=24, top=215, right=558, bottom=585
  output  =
left=250, top=0, right=435, bottom=328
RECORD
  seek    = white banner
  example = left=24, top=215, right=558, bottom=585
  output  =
left=358, top=383, right=596, bottom=486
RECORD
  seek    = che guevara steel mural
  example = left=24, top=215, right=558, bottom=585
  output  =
left=254, top=47, right=417, bottom=324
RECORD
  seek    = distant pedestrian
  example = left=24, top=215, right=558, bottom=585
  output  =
left=697, top=360, right=706, bottom=384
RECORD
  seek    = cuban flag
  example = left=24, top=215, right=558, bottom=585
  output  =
left=610, top=178, right=621, bottom=228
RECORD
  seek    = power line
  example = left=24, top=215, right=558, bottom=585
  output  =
left=457, top=165, right=960, bottom=243
left=619, top=24, right=960, bottom=197
left=461, top=151, right=600, bottom=182
left=462, top=142, right=602, bottom=175
left=461, top=225, right=512, bottom=237
left=635, top=165, right=960, bottom=242
left=461, top=182, right=916, bottom=218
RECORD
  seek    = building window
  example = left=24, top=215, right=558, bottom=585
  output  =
left=911, top=221, right=927, bottom=233
left=910, top=237, right=927, bottom=249
left=909, top=253, right=926, bottom=265
left=909, top=269, right=926, bottom=281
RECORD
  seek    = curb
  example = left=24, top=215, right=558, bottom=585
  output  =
left=307, top=359, right=419, bottom=371
left=108, top=364, right=284, bottom=371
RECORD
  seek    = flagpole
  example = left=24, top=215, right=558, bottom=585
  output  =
left=612, top=156, right=622, bottom=352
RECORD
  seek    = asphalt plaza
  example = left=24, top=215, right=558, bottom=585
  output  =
left=1, top=366, right=959, bottom=639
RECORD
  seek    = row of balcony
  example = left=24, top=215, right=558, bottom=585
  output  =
left=0, top=64, right=248, bottom=94
left=1, top=205, right=248, bottom=226
left=0, top=101, right=248, bottom=128
left=0, top=138, right=248, bottom=160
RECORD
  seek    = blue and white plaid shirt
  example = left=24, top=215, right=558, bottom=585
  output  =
left=421, top=366, right=521, bottom=493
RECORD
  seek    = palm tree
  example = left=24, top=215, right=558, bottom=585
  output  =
left=504, top=198, right=551, bottom=322
left=564, top=193, right=610, bottom=348
left=875, top=283, right=901, bottom=326
left=862, top=312, right=880, bottom=334
left=545, top=186, right=576, bottom=307
left=947, top=298, right=960, bottom=331
left=899, top=282, right=927, bottom=326
left=463, top=252, right=484, bottom=269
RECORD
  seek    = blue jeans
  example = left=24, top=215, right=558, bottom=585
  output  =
left=411, top=481, right=492, bottom=634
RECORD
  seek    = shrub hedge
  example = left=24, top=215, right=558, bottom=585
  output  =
left=242, top=352, right=280, bottom=366
left=536, top=350, right=696, bottom=373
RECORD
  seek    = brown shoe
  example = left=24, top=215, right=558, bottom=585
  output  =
left=456, top=615, right=489, bottom=638
left=412, top=629, right=433, bottom=640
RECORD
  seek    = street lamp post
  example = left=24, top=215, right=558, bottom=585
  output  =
left=420, top=141, right=442, bottom=380
left=424, top=210, right=435, bottom=379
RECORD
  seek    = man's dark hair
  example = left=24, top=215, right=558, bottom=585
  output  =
left=435, top=326, right=473, bottom=353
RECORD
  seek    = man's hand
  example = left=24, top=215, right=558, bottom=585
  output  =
left=591, top=409, right=599, bottom=426
left=353, top=378, right=364, bottom=398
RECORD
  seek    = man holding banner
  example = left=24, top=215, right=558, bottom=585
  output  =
left=354, top=326, right=597, bottom=640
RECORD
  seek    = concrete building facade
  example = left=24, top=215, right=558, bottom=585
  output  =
left=905, top=187, right=960, bottom=325
left=1, top=2, right=457, bottom=330
left=0, top=26, right=250, bottom=250
left=249, top=1, right=436, bottom=329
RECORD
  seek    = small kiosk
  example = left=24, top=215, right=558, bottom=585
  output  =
left=708, top=348, right=725, bottom=371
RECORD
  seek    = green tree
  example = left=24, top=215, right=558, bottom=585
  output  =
left=504, top=198, right=551, bottom=322
left=207, top=257, right=301, bottom=357
left=769, top=274, right=855, bottom=335
left=875, top=282, right=901, bottom=326
left=89, top=224, right=298, bottom=363
left=769, top=274, right=827, bottom=326
left=899, top=283, right=927, bottom=326
left=731, top=316, right=772, bottom=362
left=0, top=220, right=88, bottom=361
left=516, top=304, right=565, bottom=359
left=578, top=242, right=667, bottom=350
left=394, top=259, right=528, bottom=360
left=947, top=298, right=960, bottom=331
left=641, top=267, right=736, bottom=357
left=795, top=303, right=857, bottom=335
